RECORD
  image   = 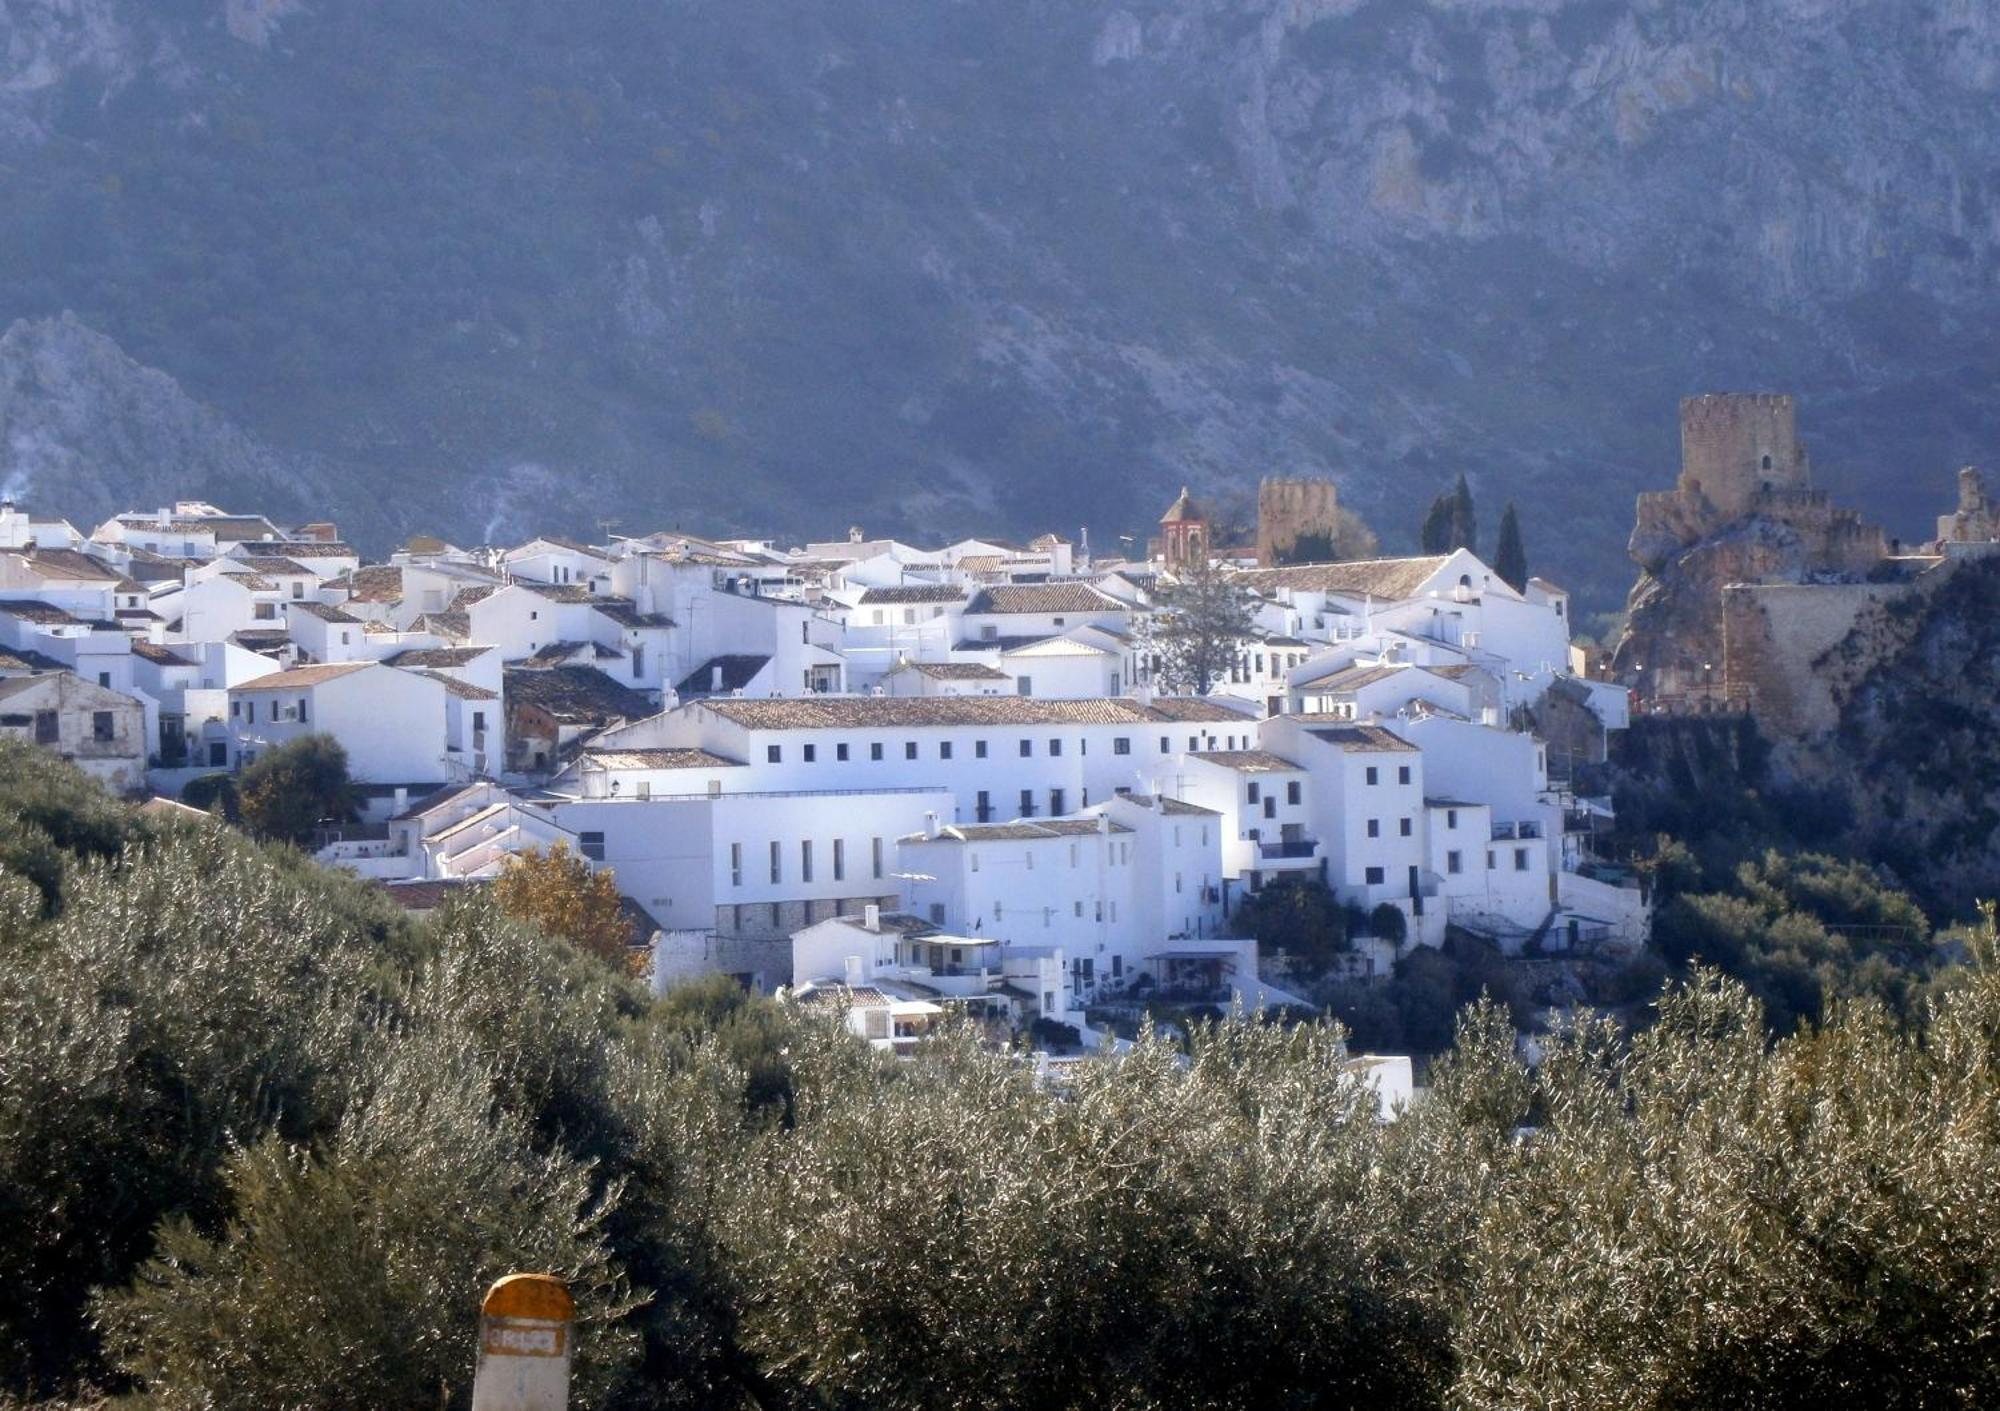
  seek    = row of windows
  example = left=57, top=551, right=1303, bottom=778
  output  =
left=760, top=733, right=1258, bottom=765
left=1244, top=781, right=1303, bottom=806
left=1364, top=817, right=1415, bottom=839
left=1362, top=765, right=1415, bottom=786
left=967, top=838, right=1134, bottom=871
left=1441, top=847, right=1534, bottom=874
left=230, top=696, right=308, bottom=725
left=721, top=837, right=888, bottom=887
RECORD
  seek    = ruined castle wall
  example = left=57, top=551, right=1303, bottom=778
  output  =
left=1257, top=477, right=1340, bottom=566
left=1681, top=394, right=1808, bottom=519
left=1722, top=582, right=1910, bottom=738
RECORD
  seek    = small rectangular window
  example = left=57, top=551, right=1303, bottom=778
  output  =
left=769, top=841, right=782, bottom=884
left=1048, top=738, right=1062, bottom=757
left=905, top=741, right=918, bottom=760
left=871, top=837, right=884, bottom=879
left=1398, top=765, right=1412, bottom=785
left=1114, top=737, right=1131, bottom=755
left=1365, top=866, right=1385, bottom=885
left=1365, top=766, right=1379, bottom=785
left=1247, top=782, right=1261, bottom=804
left=731, top=843, right=743, bottom=887
left=767, top=745, right=782, bottom=763
left=833, top=839, right=846, bottom=882
left=1286, top=781, right=1301, bottom=805
left=802, top=744, right=816, bottom=763
left=1447, top=809, right=1458, bottom=829
left=1367, top=819, right=1380, bottom=838
left=92, top=711, right=115, bottom=742
left=940, top=741, right=953, bottom=760
left=1400, top=818, right=1413, bottom=837
left=870, top=742, right=884, bottom=761
left=1447, top=850, right=1462, bottom=875
left=1160, top=736, right=1170, bottom=754
left=1019, top=739, right=1032, bottom=757
left=579, top=832, right=606, bottom=862
left=975, top=740, right=988, bottom=759
left=801, top=840, right=814, bottom=883
left=1515, top=848, right=1530, bottom=872
left=836, top=742, right=849, bottom=761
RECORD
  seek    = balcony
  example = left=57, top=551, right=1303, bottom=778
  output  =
left=1257, top=839, right=1319, bottom=861
left=1490, top=820, right=1544, bottom=841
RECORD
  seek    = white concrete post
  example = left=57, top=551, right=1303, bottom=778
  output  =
left=470, top=1273, right=574, bottom=1411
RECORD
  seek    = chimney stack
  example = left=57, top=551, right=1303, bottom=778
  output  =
left=864, top=902, right=881, bottom=931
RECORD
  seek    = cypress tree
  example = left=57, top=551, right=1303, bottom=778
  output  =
left=1419, top=494, right=1453, bottom=555
left=1449, top=473, right=1478, bottom=555
left=1495, top=501, right=1528, bottom=592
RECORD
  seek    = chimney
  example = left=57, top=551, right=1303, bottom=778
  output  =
left=864, top=902, right=881, bottom=931
left=710, top=663, right=723, bottom=692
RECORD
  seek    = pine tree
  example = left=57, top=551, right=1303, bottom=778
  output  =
left=1145, top=559, right=1256, bottom=696
left=1494, top=501, right=1528, bottom=592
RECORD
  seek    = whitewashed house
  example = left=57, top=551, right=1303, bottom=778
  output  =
left=0, top=672, right=148, bottom=790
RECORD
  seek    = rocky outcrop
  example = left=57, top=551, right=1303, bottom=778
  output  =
left=0, top=313, right=314, bottom=528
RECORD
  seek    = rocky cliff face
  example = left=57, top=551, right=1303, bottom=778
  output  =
left=1, top=1, right=1997, bottom=591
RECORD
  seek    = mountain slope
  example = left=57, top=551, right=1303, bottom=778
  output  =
left=3, top=0, right=1997, bottom=600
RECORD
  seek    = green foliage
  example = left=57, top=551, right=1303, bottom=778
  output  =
left=1145, top=558, right=1255, bottom=696
left=1418, top=474, right=1477, bottom=556
left=236, top=734, right=359, bottom=846
left=1493, top=500, right=1527, bottom=592
left=177, top=772, right=238, bottom=822
left=1232, top=879, right=1349, bottom=971
left=1369, top=901, right=1409, bottom=944
left=5, top=750, right=1999, bottom=1409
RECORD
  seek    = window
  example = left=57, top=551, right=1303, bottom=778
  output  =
left=1114, top=737, right=1131, bottom=755
left=1486, top=851, right=1496, bottom=870
left=1365, top=766, right=1379, bottom=785
left=297, top=697, right=309, bottom=724
left=905, top=741, right=918, bottom=760
left=769, top=841, right=782, bottom=884
left=1287, top=781, right=1301, bottom=805
left=1364, top=866, right=1385, bottom=885
left=836, top=743, right=849, bottom=761
left=631, top=644, right=645, bottom=678
left=872, top=609, right=885, bottom=625
left=1019, top=788, right=1035, bottom=817
left=1160, top=736, right=1171, bottom=754
left=1400, top=818, right=1413, bottom=837
left=1017, top=676, right=1032, bottom=697
left=1398, top=766, right=1412, bottom=785
left=802, top=744, right=816, bottom=763
left=767, top=745, right=782, bottom=763
left=579, top=832, right=605, bottom=862
left=1367, top=819, right=1380, bottom=838
left=940, top=741, right=953, bottom=760
left=800, top=841, right=814, bottom=883
left=870, top=742, right=884, bottom=761
left=833, top=839, right=846, bottom=882
left=245, top=700, right=256, bottom=724
left=1247, top=782, right=1261, bottom=804
left=1515, top=848, right=1530, bottom=872
left=1074, top=901, right=1084, bottom=917
left=930, top=902, right=946, bottom=925
left=1049, top=788, right=1065, bottom=815
left=1019, top=739, right=1032, bottom=757
left=1446, top=809, right=1458, bottom=829
left=1447, top=850, right=1463, bottom=875
left=976, top=790, right=992, bottom=822
left=253, top=602, right=275, bottom=621
left=1048, top=738, right=1062, bottom=757
left=975, top=740, right=988, bottom=759
left=872, top=837, right=884, bottom=879
left=91, top=711, right=115, bottom=742
left=730, top=843, right=743, bottom=887
left=971, top=852, right=981, bottom=873
left=97, top=671, right=111, bottom=688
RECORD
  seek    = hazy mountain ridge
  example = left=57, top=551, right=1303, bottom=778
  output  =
left=2, top=0, right=1996, bottom=599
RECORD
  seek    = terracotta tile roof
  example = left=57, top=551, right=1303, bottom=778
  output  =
left=856, top=585, right=968, bottom=605
left=16, top=548, right=119, bottom=581
left=234, top=555, right=313, bottom=575
left=132, top=640, right=197, bottom=667
left=1143, top=697, right=1258, bottom=723
left=414, top=611, right=470, bottom=642
left=341, top=565, right=404, bottom=603
left=965, top=583, right=1122, bottom=615
left=1120, top=793, right=1221, bottom=816
left=697, top=696, right=1157, bottom=730
left=376, top=878, right=487, bottom=911
left=523, top=640, right=590, bottom=667
left=504, top=665, right=652, bottom=723
left=385, top=646, right=491, bottom=669
left=229, top=629, right=293, bottom=652
left=591, top=599, right=675, bottom=629
left=220, top=572, right=279, bottom=591
left=1191, top=750, right=1304, bottom=772
left=391, top=783, right=486, bottom=821
left=233, top=661, right=374, bottom=691
left=583, top=747, right=744, bottom=770
left=676, top=654, right=772, bottom=695
left=288, top=601, right=362, bottom=624
left=518, top=582, right=597, bottom=604
left=0, top=599, right=82, bottom=625
left=1231, top=556, right=1451, bottom=601
left=1305, top=724, right=1421, bottom=753
left=233, top=539, right=354, bottom=558
left=0, top=644, right=67, bottom=672
left=893, top=661, right=1009, bottom=680
left=1299, top=663, right=1405, bottom=693
left=449, top=585, right=498, bottom=609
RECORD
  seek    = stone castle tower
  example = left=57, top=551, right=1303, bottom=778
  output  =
left=1256, top=476, right=1341, bottom=566
left=1678, top=393, right=1809, bottom=517
left=1938, top=466, right=2000, bottom=545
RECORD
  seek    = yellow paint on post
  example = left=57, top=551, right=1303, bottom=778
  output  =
left=472, top=1274, right=575, bottom=1411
